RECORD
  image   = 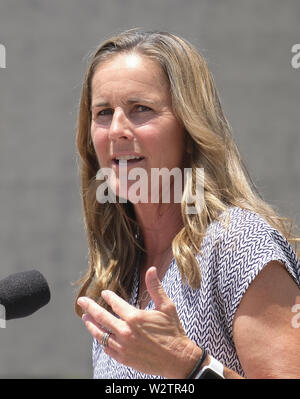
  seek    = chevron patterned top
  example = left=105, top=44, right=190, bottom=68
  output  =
left=92, top=206, right=300, bottom=379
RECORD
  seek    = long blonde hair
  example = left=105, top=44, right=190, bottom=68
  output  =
left=74, top=29, right=299, bottom=316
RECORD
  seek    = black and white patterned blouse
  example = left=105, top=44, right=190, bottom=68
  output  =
left=92, top=206, right=300, bottom=378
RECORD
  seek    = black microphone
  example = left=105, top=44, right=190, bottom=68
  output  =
left=0, top=270, right=51, bottom=320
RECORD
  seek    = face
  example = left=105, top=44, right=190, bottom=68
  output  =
left=90, top=52, right=186, bottom=202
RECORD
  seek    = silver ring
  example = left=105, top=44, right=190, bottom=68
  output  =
left=101, top=332, right=111, bottom=349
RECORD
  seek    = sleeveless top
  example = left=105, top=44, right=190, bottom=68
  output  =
left=92, top=206, right=300, bottom=378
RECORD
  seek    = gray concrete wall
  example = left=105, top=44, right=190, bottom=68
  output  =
left=0, top=0, right=299, bottom=378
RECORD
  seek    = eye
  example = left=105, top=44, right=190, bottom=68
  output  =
left=135, top=105, right=152, bottom=112
left=93, top=108, right=113, bottom=124
left=97, top=108, right=113, bottom=116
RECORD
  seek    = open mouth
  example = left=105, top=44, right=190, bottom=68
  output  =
left=113, top=156, right=145, bottom=165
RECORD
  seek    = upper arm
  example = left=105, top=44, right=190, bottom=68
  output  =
left=233, top=260, right=300, bottom=378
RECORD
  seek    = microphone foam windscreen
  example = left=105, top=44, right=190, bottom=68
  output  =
left=0, top=270, right=51, bottom=320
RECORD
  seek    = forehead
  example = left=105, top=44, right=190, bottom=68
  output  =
left=91, top=53, right=168, bottom=98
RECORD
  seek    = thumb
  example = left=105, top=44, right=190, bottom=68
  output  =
left=145, top=266, right=172, bottom=312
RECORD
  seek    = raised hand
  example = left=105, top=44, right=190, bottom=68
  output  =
left=77, top=266, right=201, bottom=378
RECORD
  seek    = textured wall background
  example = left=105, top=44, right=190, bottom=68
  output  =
left=0, top=0, right=299, bottom=378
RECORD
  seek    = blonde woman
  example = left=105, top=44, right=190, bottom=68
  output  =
left=76, top=29, right=300, bottom=379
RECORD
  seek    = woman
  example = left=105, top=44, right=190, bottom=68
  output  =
left=75, top=29, right=300, bottom=379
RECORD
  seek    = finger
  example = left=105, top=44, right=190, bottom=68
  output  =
left=101, top=290, right=137, bottom=321
left=77, top=296, right=122, bottom=334
left=81, top=313, right=121, bottom=353
left=145, top=266, right=173, bottom=311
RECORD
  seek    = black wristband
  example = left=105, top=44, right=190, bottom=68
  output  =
left=186, top=347, right=207, bottom=379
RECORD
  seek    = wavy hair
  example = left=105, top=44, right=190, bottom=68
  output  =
left=74, top=29, right=299, bottom=316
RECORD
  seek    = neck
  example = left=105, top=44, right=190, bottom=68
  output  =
left=133, top=202, right=183, bottom=309
left=134, top=202, right=183, bottom=263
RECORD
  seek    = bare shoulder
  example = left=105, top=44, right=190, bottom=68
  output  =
left=233, top=260, right=300, bottom=378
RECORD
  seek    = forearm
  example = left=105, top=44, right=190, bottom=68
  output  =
left=171, top=340, right=244, bottom=379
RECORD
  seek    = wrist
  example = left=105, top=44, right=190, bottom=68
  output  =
left=167, top=340, right=208, bottom=379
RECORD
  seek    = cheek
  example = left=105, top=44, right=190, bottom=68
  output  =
left=156, top=123, right=185, bottom=164
left=91, top=128, right=108, bottom=163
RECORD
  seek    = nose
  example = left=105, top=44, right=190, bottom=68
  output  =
left=108, top=107, right=134, bottom=141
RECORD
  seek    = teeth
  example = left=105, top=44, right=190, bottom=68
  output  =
left=115, top=155, right=143, bottom=161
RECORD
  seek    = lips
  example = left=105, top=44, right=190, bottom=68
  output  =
left=112, top=154, right=145, bottom=165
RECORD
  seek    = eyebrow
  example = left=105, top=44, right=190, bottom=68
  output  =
left=91, top=97, right=156, bottom=109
